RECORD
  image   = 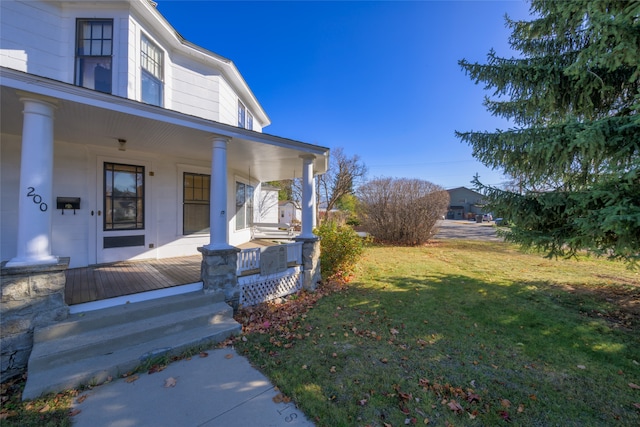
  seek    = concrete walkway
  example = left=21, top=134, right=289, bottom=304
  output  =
left=71, top=348, right=313, bottom=427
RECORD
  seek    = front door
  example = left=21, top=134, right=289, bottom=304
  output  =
left=97, top=161, right=149, bottom=264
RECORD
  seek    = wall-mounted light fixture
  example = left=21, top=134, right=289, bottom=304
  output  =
left=118, top=138, right=127, bottom=151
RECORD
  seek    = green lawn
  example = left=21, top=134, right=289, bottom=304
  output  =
left=236, top=240, right=640, bottom=426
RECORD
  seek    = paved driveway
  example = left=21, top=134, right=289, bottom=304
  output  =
left=433, top=220, right=502, bottom=241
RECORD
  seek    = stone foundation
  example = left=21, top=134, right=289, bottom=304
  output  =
left=198, top=247, right=241, bottom=311
left=1, top=258, right=70, bottom=382
left=296, top=236, right=322, bottom=290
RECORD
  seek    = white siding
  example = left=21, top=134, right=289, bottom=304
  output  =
left=218, top=77, right=237, bottom=126
left=0, top=136, right=21, bottom=263
left=0, top=0, right=66, bottom=80
left=1, top=0, right=266, bottom=130
left=170, top=55, right=220, bottom=121
left=51, top=141, right=92, bottom=267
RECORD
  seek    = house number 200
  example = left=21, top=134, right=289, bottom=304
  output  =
left=26, top=187, right=48, bottom=212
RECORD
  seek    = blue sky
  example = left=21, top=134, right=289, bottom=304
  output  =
left=156, top=0, right=532, bottom=189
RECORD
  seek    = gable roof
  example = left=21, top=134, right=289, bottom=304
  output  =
left=131, top=0, right=270, bottom=127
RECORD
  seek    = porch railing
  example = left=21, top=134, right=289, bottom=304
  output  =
left=236, top=241, right=303, bottom=275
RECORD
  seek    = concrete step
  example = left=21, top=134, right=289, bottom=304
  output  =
left=23, top=292, right=241, bottom=400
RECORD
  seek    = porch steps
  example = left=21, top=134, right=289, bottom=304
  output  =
left=22, top=291, right=241, bottom=400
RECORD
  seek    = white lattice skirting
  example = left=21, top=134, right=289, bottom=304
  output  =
left=238, top=266, right=303, bottom=307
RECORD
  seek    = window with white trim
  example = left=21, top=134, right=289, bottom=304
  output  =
left=140, top=34, right=164, bottom=106
left=235, top=182, right=254, bottom=230
left=238, top=101, right=253, bottom=130
left=183, top=172, right=210, bottom=235
left=238, top=101, right=246, bottom=128
left=247, top=112, right=253, bottom=130
left=75, top=19, right=113, bottom=93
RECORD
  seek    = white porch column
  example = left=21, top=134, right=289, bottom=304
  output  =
left=204, top=136, right=233, bottom=250
left=312, top=175, right=317, bottom=228
left=299, top=154, right=316, bottom=238
left=7, top=96, right=58, bottom=267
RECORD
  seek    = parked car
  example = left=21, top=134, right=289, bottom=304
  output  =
left=483, top=213, right=493, bottom=222
left=494, top=217, right=508, bottom=226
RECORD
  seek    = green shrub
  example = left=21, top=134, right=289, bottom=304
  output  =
left=315, top=221, right=364, bottom=280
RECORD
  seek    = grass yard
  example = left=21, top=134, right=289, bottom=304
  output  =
left=235, top=240, right=640, bottom=426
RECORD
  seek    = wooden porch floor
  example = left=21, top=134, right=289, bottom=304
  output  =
left=64, top=256, right=202, bottom=305
left=64, top=240, right=287, bottom=306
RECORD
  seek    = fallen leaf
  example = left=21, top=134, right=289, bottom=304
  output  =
left=629, top=383, right=640, bottom=390
left=272, top=393, right=284, bottom=403
left=225, top=353, right=234, bottom=359
left=423, top=418, right=430, bottom=424
left=125, top=375, right=139, bottom=383
left=390, top=328, right=399, bottom=335
left=302, top=364, right=308, bottom=370
left=633, top=403, right=640, bottom=409
left=76, top=395, right=87, bottom=404
left=466, top=392, right=481, bottom=403
left=500, top=399, right=511, bottom=408
left=148, top=364, right=166, bottom=374
left=447, top=400, right=463, bottom=412
left=68, top=409, right=81, bottom=417
left=529, top=394, right=537, bottom=401
left=39, top=404, right=50, bottom=413
left=164, top=377, right=177, bottom=388
left=380, top=358, right=388, bottom=364
left=517, top=403, right=525, bottom=413
left=498, top=410, right=511, bottom=421
left=358, top=399, right=368, bottom=406
left=330, top=366, right=337, bottom=373
left=199, top=352, right=209, bottom=358
left=577, top=365, right=586, bottom=370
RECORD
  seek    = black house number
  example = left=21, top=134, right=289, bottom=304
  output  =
left=26, top=187, right=48, bottom=212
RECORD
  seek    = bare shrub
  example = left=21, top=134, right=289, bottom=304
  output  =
left=358, top=177, right=450, bottom=245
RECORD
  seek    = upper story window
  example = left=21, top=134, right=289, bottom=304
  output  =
left=238, top=101, right=246, bottom=128
left=238, top=101, right=253, bottom=130
left=140, top=34, right=164, bottom=106
left=75, top=19, right=113, bottom=94
left=247, top=112, right=254, bottom=130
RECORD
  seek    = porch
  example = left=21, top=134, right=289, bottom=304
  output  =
left=64, top=239, right=304, bottom=309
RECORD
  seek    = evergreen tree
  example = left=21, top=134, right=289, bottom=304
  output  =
left=456, top=0, right=640, bottom=263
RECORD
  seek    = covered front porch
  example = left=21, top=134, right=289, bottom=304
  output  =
left=1, top=68, right=328, bottom=382
left=65, top=238, right=305, bottom=311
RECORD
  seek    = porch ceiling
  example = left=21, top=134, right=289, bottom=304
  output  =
left=0, top=69, right=329, bottom=182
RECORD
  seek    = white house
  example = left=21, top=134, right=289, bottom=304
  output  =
left=279, top=200, right=302, bottom=225
left=0, top=0, right=329, bottom=383
left=0, top=0, right=328, bottom=268
left=257, top=184, right=281, bottom=224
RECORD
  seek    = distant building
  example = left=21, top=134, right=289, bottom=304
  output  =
left=446, top=187, right=487, bottom=220
left=279, top=201, right=301, bottom=225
